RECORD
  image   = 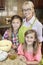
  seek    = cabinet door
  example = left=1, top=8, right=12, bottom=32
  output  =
left=32, top=0, right=43, bottom=8
left=0, top=0, right=5, bottom=10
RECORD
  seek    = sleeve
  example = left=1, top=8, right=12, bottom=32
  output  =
left=17, top=44, right=24, bottom=55
left=42, top=26, right=43, bottom=41
left=34, top=46, right=42, bottom=62
left=37, top=22, right=42, bottom=42
left=2, top=30, right=8, bottom=39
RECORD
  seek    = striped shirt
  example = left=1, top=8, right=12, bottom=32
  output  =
left=2, top=30, right=19, bottom=46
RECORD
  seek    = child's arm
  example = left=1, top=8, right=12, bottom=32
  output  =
left=12, top=44, right=17, bottom=49
left=2, top=29, right=12, bottom=40
left=17, top=55, right=39, bottom=65
left=17, top=55, right=27, bottom=64
left=34, top=44, right=42, bottom=62
left=17, top=44, right=24, bottom=55
left=2, top=30, right=8, bottom=39
left=26, top=61, right=39, bottom=65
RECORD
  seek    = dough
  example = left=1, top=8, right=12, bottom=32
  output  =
left=0, top=40, right=12, bottom=52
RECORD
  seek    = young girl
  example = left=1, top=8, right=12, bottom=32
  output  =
left=3, top=15, right=22, bottom=49
left=17, top=30, right=42, bottom=64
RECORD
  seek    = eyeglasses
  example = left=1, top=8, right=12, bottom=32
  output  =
left=22, top=8, right=32, bottom=12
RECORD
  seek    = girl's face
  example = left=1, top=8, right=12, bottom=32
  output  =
left=25, top=32, right=36, bottom=45
left=22, top=4, right=33, bottom=19
left=12, top=18, right=21, bottom=31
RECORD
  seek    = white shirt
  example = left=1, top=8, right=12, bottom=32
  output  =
left=42, top=25, right=43, bottom=41
left=23, top=16, right=42, bottom=42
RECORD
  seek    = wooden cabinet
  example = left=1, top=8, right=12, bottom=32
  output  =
left=0, top=0, right=5, bottom=10
left=0, top=24, right=11, bottom=36
left=32, top=0, right=43, bottom=8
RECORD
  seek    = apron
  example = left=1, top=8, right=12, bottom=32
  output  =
left=18, top=18, right=36, bottom=44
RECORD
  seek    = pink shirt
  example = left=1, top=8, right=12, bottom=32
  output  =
left=17, top=44, right=42, bottom=62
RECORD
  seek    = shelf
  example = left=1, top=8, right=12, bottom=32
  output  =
left=0, top=24, right=11, bottom=28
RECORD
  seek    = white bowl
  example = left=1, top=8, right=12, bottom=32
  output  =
left=0, top=50, right=8, bottom=61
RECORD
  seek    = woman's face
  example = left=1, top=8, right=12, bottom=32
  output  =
left=22, top=4, right=33, bottom=19
left=12, top=18, right=21, bottom=31
left=25, top=32, right=36, bottom=45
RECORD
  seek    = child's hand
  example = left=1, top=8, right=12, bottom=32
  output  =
left=17, top=55, right=26, bottom=63
left=12, top=44, right=17, bottom=49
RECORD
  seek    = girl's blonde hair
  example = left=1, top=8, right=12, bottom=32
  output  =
left=22, top=1, right=35, bottom=16
left=23, top=30, right=39, bottom=55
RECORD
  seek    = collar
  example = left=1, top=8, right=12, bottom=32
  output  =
left=23, top=16, right=35, bottom=25
left=12, top=32, right=18, bottom=37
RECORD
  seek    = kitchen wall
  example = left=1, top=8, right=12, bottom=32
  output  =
left=0, top=0, right=18, bottom=16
